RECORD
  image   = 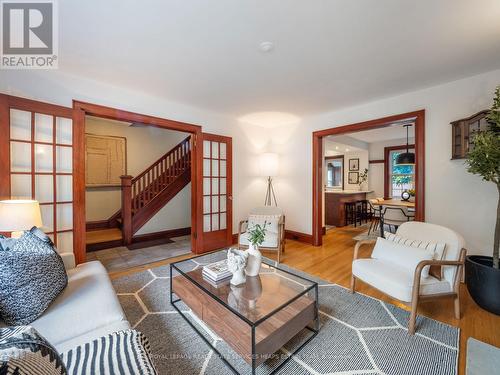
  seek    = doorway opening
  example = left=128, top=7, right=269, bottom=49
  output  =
left=83, top=115, right=193, bottom=271
left=312, top=110, right=425, bottom=246
left=72, top=101, right=203, bottom=265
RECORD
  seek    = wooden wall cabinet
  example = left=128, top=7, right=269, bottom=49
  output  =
left=451, top=110, right=489, bottom=159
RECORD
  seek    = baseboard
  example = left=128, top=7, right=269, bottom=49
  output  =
left=231, top=230, right=313, bottom=245
left=131, top=227, right=191, bottom=244
left=285, top=230, right=313, bottom=244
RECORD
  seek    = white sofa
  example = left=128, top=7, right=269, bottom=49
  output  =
left=0, top=252, right=130, bottom=353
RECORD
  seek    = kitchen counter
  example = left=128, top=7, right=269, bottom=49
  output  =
left=324, top=190, right=372, bottom=227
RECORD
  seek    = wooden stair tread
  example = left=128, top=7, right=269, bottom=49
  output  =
left=86, top=228, right=123, bottom=245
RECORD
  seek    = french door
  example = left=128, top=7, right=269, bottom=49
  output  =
left=197, top=133, right=232, bottom=253
left=0, top=95, right=76, bottom=254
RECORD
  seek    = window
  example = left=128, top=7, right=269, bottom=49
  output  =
left=389, top=148, right=414, bottom=198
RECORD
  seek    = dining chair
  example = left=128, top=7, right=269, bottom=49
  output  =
left=382, top=206, right=414, bottom=233
left=367, top=199, right=382, bottom=235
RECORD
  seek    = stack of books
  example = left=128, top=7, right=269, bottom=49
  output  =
left=202, top=259, right=232, bottom=285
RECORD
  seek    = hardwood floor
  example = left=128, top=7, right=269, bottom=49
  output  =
left=109, top=226, right=500, bottom=375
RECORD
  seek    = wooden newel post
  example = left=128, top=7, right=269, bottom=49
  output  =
left=120, top=175, right=133, bottom=245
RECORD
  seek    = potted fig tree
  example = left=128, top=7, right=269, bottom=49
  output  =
left=465, top=86, right=500, bottom=315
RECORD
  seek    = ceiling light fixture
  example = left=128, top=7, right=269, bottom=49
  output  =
left=259, top=41, right=274, bottom=53
left=395, top=124, right=415, bottom=165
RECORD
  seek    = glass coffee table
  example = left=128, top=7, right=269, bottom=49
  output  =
left=170, top=250, right=319, bottom=375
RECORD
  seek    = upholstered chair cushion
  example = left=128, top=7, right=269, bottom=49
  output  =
left=247, top=214, right=281, bottom=234
left=371, top=237, right=434, bottom=278
left=384, top=231, right=446, bottom=279
left=395, top=222, right=465, bottom=285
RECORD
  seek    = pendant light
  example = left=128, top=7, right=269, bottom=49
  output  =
left=395, top=124, right=415, bottom=165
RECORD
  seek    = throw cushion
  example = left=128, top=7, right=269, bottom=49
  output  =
left=0, top=235, right=17, bottom=252
left=248, top=214, right=281, bottom=234
left=0, top=231, right=68, bottom=325
left=60, top=330, right=157, bottom=375
left=384, top=232, right=446, bottom=279
left=372, top=237, right=434, bottom=278
left=0, top=326, right=67, bottom=375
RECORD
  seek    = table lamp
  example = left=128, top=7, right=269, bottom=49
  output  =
left=0, top=200, right=43, bottom=238
left=259, top=153, right=279, bottom=206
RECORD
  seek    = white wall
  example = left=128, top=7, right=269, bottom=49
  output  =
left=367, top=137, right=414, bottom=198
left=343, top=151, right=369, bottom=190
left=2, top=68, right=500, bottom=255
left=84, top=116, right=190, bottom=233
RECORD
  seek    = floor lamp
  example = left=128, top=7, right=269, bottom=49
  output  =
left=259, top=153, right=279, bottom=206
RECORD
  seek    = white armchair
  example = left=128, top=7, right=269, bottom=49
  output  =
left=351, top=221, right=466, bottom=334
left=237, top=207, right=285, bottom=263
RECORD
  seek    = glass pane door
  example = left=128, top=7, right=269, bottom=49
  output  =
left=200, top=133, right=232, bottom=252
left=9, top=108, right=74, bottom=253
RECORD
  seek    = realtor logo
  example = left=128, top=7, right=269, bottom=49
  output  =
left=1, top=0, right=58, bottom=69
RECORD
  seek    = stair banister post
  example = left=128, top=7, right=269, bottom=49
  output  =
left=120, top=175, right=133, bottom=245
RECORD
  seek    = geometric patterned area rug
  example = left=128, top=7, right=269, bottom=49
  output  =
left=112, top=252, right=459, bottom=375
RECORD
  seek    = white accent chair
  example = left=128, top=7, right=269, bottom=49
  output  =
left=237, top=207, right=285, bottom=263
left=351, top=221, right=466, bottom=334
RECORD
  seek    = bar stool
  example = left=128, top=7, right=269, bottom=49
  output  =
left=345, top=202, right=358, bottom=227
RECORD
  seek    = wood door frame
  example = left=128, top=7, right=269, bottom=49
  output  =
left=384, top=144, right=415, bottom=200
left=312, top=110, right=425, bottom=246
left=324, top=155, right=345, bottom=191
left=72, top=100, right=203, bottom=264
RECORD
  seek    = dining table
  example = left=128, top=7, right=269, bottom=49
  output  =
left=372, top=199, right=416, bottom=237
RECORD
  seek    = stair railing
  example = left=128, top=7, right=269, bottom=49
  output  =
left=120, top=136, right=191, bottom=244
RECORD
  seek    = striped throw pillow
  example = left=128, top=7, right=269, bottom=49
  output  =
left=384, top=232, right=446, bottom=279
left=61, top=330, right=157, bottom=375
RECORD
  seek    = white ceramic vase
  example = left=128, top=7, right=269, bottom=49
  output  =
left=245, top=244, right=262, bottom=277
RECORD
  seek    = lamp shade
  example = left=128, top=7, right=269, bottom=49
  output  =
left=259, top=153, right=279, bottom=177
left=395, top=152, right=415, bottom=166
left=0, top=200, right=43, bottom=232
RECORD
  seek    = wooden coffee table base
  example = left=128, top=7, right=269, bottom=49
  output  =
left=170, top=264, right=319, bottom=375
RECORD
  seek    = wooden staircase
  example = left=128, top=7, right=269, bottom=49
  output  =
left=86, top=136, right=192, bottom=250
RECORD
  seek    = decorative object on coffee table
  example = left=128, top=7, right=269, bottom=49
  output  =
left=464, top=85, right=500, bottom=315
left=227, top=248, right=249, bottom=286
left=245, top=223, right=266, bottom=276
left=170, top=251, right=319, bottom=375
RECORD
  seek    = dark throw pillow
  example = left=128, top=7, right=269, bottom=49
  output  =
left=0, top=234, right=17, bottom=252
left=0, top=231, right=68, bottom=325
left=0, top=326, right=67, bottom=375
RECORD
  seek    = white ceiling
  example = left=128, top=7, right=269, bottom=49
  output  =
left=59, top=0, right=500, bottom=116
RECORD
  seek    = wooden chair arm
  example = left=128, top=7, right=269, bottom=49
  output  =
left=237, top=220, right=248, bottom=249
left=353, top=239, right=376, bottom=261
left=411, top=248, right=467, bottom=299
left=238, top=220, right=248, bottom=234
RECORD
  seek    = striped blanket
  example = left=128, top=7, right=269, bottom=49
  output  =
left=61, top=330, right=157, bottom=375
